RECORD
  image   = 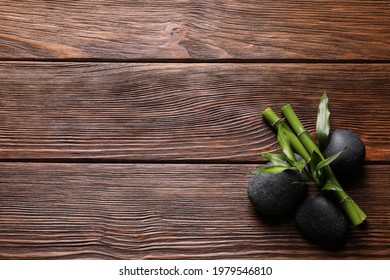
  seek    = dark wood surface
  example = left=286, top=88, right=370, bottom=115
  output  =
left=1, top=1, right=389, bottom=60
left=0, top=163, right=389, bottom=259
left=0, top=62, right=389, bottom=162
left=0, top=1, right=389, bottom=259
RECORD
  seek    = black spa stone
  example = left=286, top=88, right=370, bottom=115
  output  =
left=295, top=195, right=348, bottom=246
left=324, top=129, right=366, bottom=175
left=247, top=164, right=308, bottom=216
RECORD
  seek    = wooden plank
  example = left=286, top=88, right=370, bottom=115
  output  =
left=0, top=163, right=388, bottom=259
left=0, top=1, right=389, bottom=60
left=0, top=62, right=389, bottom=162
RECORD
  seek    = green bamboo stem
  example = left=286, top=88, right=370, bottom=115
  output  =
left=281, top=105, right=321, bottom=156
left=262, top=108, right=310, bottom=162
left=262, top=108, right=318, bottom=184
left=281, top=104, right=367, bottom=226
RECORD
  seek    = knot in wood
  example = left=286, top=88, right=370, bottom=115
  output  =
left=165, top=22, right=186, bottom=42
left=170, top=27, right=182, bottom=39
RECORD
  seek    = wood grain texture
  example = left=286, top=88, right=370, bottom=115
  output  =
left=0, top=62, right=388, bottom=161
left=0, top=1, right=389, bottom=60
left=0, top=163, right=388, bottom=260
left=1, top=1, right=389, bottom=262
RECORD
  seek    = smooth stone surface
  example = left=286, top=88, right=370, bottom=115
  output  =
left=248, top=164, right=308, bottom=216
left=295, top=195, right=348, bottom=246
left=324, top=129, right=366, bottom=175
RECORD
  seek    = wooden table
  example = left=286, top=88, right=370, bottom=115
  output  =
left=0, top=1, right=389, bottom=260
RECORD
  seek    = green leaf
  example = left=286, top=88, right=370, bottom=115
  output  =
left=310, top=150, right=324, bottom=182
left=254, top=165, right=298, bottom=175
left=316, top=92, right=330, bottom=151
left=262, top=153, right=291, bottom=167
left=310, top=149, right=323, bottom=169
left=321, top=180, right=343, bottom=192
left=315, top=148, right=345, bottom=172
left=293, top=159, right=307, bottom=173
left=292, top=181, right=317, bottom=186
left=277, top=125, right=296, bottom=163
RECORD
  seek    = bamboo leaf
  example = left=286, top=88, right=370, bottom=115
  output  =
left=316, top=92, right=330, bottom=151
left=262, top=153, right=291, bottom=167
left=277, top=125, right=296, bottom=162
left=310, top=150, right=324, bottom=182
left=321, top=180, right=343, bottom=192
left=293, top=159, right=307, bottom=173
left=315, top=148, right=345, bottom=172
left=292, top=181, right=317, bottom=186
left=254, top=165, right=298, bottom=174
left=310, top=149, right=323, bottom=168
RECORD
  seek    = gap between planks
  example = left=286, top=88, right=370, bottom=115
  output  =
left=0, top=58, right=390, bottom=64
left=0, top=159, right=387, bottom=165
